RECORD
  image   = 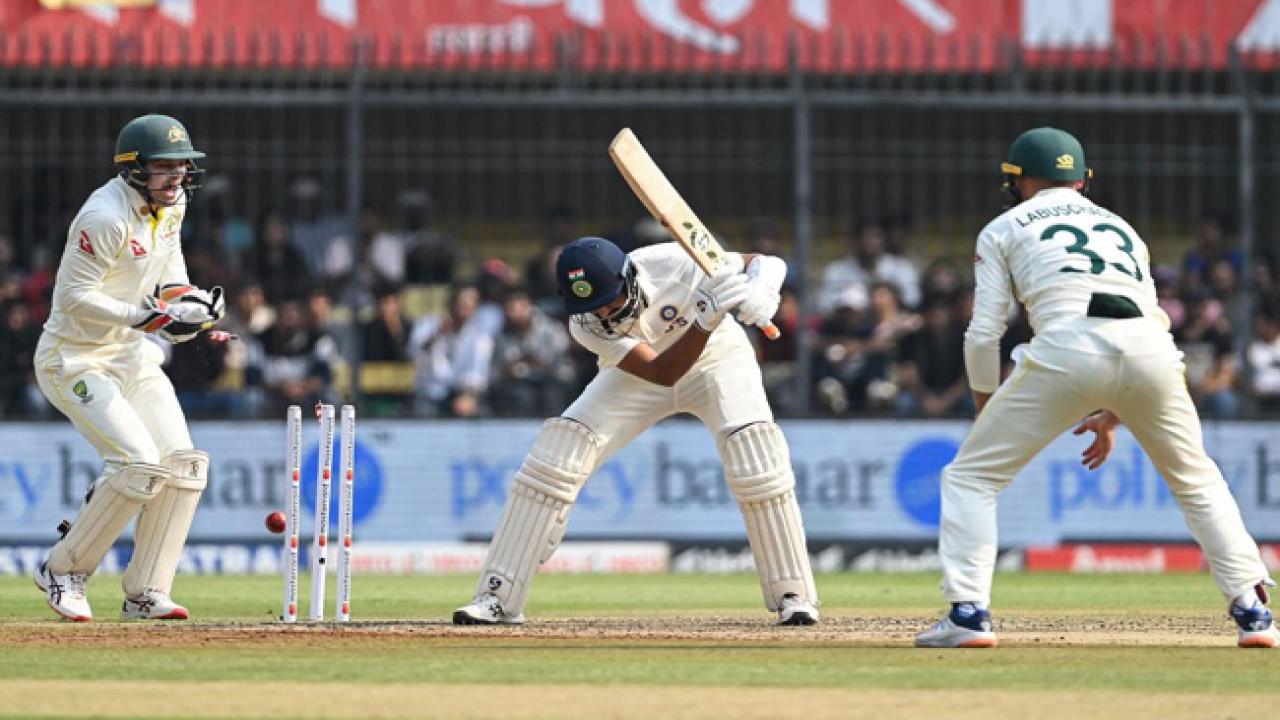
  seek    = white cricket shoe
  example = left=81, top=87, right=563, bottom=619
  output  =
left=452, top=593, right=525, bottom=625
left=34, top=562, right=92, bottom=622
left=777, top=593, right=819, bottom=626
left=1232, top=586, right=1279, bottom=649
left=915, top=603, right=999, bottom=648
left=122, top=588, right=189, bottom=620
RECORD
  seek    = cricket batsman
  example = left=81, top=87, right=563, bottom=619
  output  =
left=454, top=236, right=820, bottom=625
left=32, top=114, right=225, bottom=621
left=916, top=127, right=1278, bottom=649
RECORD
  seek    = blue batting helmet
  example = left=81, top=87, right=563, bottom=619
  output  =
left=556, top=237, right=631, bottom=314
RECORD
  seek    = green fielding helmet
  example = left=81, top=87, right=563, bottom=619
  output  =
left=1000, top=127, right=1089, bottom=182
left=114, top=114, right=205, bottom=165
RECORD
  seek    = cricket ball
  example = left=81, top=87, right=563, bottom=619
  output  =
left=265, top=511, right=287, bottom=534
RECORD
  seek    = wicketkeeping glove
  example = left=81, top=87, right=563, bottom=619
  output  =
left=133, top=294, right=222, bottom=341
left=693, top=272, right=750, bottom=331
left=158, top=283, right=226, bottom=322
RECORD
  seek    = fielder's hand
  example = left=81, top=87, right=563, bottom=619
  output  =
left=735, top=281, right=780, bottom=329
left=693, top=272, right=750, bottom=331
left=1073, top=409, right=1120, bottom=470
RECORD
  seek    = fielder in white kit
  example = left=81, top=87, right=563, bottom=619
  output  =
left=916, top=127, right=1279, bottom=649
left=33, top=114, right=226, bottom=621
left=454, top=236, right=820, bottom=625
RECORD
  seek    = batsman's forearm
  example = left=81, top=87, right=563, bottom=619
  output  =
left=649, top=325, right=713, bottom=386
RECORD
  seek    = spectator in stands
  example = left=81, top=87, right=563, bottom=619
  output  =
left=1251, top=254, right=1280, bottom=312
left=0, top=236, right=20, bottom=304
left=474, top=259, right=518, bottom=335
left=248, top=209, right=310, bottom=304
left=358, top=284, right=414, bottom=415
left=1178, top=292, right=1240, bottom=418
left=288, top=178, right=356, bottom=285
left=920, top=258, right=964, bottom=306
left=1153, top=265, right=1186, bottom=335
left=489, top=287, right=575, bottom=416
left=220, top=280, right=270, bottom=417
left=188, top=175, right=253, bottom=265
left=1183, top=211, right=1242, bottom=292
left=819, top=218, right=921, bottom=314
left=410, top=284, right=495, bottom=418
left=399, top=190, right=455, bottom=285
left=895, top=298, right=970, bottom=417
left=166, top=331, right=245, bottom=418
left=19, top=245, right=54, bottom=325
left=1249, top=305, right=1280, bottom=414
left=362, top=284, right=412, bottom=363
left=813, top=284, right=871, bottom=415
left=0, top=299, right=41, bottom=416
left=258, top=299, right=338, bottom=415
left=524, top=204, right=578, bottom=313
left=756, top=285, right=809, bottom=416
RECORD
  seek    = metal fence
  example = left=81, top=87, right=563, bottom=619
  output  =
left=2, top=32, right=1277, bottom=416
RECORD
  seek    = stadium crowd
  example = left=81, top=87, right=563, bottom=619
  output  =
left=2, top=178, right=1278, bottom=420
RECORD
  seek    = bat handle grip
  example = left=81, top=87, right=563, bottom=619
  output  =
left=762, top=323, right=781, bottom=341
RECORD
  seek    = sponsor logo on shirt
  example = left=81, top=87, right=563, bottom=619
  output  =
left=129, top=238, right=148, bottom=258
left=77, top=231, right=95, bottom=256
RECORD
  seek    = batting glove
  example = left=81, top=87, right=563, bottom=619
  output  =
left=693, top=272, right=750, bottom=331
left=735, top=281, right=780, bottom=329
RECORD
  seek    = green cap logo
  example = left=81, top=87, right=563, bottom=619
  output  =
left=73, top=380, right=88, bottom=398
left=571, top=280, right=593, bottom=298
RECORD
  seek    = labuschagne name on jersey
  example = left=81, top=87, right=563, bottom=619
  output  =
left=1014, top=203, right=1118, bottom=228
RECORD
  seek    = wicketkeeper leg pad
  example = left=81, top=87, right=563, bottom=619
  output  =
left=47, top=462, right=169, bottom=575
left=477, top=418, right=600, bottom=616
left=723, top=422, right=818, bottom=612
left=123, top=450, right=209, bottom=597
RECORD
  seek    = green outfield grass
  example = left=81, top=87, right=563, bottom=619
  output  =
left=0, top=572, right=1276, bottom=720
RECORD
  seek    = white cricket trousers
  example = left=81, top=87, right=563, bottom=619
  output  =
left=35, top=332, right=193, bottom=468
left=941, top=316, right=1273, bottom=607
left=564, top=331, right=772, bottom=459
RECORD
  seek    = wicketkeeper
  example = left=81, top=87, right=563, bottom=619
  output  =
left=33, top=114, right=225, bottom=621
left=454, top=237, right=820, bottom=625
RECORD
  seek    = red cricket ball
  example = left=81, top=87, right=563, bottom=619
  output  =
left=265, top=511, right=287, bottom=534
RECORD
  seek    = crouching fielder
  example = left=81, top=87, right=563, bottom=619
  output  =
left=454, top=237, right=819, bottom=625
left=33, top=114, right=225, bottom=621
left=916, top=127, right=1278, bottom=649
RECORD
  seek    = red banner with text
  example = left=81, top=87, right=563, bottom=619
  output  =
left=0, top=0, right=1276, bottom=70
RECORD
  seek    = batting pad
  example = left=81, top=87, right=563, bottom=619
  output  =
left=123, top=450, right=208, bottom=598
left=48, top=462, right=169, bottom=575
left=478, top=418, right=600, bottom=615
left=723, top=423, right=818, bottom=612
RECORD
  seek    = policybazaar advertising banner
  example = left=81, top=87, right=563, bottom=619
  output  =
left=1, top=418, right=1278, bottom=549
left=2, top=0, right=1278, bottom=70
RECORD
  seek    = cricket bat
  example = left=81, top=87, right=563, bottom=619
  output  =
left=608, top=128, right=781, bottom=340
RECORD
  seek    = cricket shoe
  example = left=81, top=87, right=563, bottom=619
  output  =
left=1232, top=585, right=1279, bottom=649
left=452, top=593, right=525, bottom=625
left=122, top=589, right=189, bottom=620
left=915, top=602, right=998, bottom=648
left=777, top=593, right=819, bottom=626
left=33, top=561, right=92, bottom=622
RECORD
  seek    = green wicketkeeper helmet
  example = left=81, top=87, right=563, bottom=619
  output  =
left=1000, top=127, right=1092, bottom=201
left=114, top=114, right=206, bottom=203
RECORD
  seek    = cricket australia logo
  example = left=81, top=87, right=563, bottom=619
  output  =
left=168, top=125, right=188, bottom=143
left=1055, top=154, right=1075, bottom=170
left=72, top=379, right=95, bottom=406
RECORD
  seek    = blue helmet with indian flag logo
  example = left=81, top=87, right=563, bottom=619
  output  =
left=556, top=236, right=645, bottom=335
